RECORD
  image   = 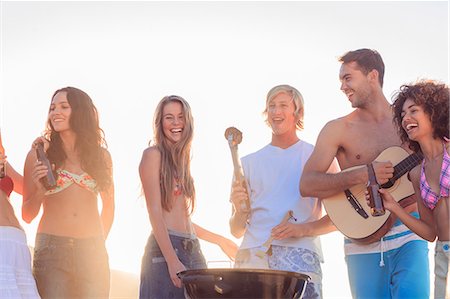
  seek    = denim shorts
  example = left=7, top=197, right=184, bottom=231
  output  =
left=33, top=233, right=110, bottom=299
left=139, top=231, right=207, bottom=299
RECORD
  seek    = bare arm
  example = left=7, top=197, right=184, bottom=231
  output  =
left=22, top=148, right=47, bottom=223
left=229, top=181, right=250, bottom=238
left=271, top=215, right=336, bottom=240
left=5, top=163, right=23, bottom=195
left=139, top=147, right=185, bottom=288
left=0, top=147, right=24, bottom=194
left=378, top=168, right=436, bottom=241
left=193, top=223, right=238, bottom=260
left=99, top=150, right=115, bottom=239
left=300, top=120, right=368, bottom=198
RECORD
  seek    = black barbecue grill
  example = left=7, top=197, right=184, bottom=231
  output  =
left=178, top=268, right=310, bottom=299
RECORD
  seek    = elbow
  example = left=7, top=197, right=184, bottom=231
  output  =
left=229, top=221, right=244, bottom=239
left=231, top=230, right=244, bottom=239
left=299, top=178, right=312, bottom=197
left=424, top=232, right=437, bottom=242
left=21, top=202, right=36, bottom=224
left=22, top=211, right=34, bottom=224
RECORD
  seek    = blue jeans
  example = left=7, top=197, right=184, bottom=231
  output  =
left=33, top=233, right=110, bottom=299
left=139, top=231, right=207, bottom=299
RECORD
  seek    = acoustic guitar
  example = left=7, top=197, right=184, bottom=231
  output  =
left=323, top=146, right=423, bottom=243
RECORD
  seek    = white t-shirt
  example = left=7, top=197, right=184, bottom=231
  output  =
left=240, top=139, right=324, bottom=261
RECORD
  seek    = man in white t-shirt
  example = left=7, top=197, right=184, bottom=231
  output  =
left=229, top=84, right=336, bottom=299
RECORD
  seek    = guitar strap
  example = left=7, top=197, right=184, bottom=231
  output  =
left=398, top=193, right=417, bottom=208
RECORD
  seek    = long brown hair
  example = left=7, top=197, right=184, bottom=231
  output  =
left=152, top=95, right=195, bottom=214
left=45, top=87, right=112, bottom=191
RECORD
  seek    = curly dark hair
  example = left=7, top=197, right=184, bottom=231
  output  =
left=392, top=80, right=449, bottom=153
left=45, top=87, right=112, bottom=191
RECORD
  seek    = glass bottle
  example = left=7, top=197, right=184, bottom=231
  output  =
left=36, top=142, right=57, bottom=190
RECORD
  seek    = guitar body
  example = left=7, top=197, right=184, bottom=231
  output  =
left=323, top=146, right=417, bottom=243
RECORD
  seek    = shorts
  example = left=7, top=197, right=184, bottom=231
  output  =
left=235, top=245, right=322, bottom=299
left=33, top=233, right=110, bottom=299
left=0, top=226, right=40, bottom=299
left=139, top=231, right=207, bottom=299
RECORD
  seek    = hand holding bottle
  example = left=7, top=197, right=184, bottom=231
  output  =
left=32, top=138, right=56, bottom=190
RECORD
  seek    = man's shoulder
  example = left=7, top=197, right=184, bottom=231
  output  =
left=323, top=114, right=351, bottom=130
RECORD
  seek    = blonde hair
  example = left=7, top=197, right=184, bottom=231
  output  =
left=263, top=84, right=305, bottom=130
left=152, top=95, right=195, bottom=214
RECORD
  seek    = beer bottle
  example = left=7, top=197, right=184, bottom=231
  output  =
left=367, top=163, right=385, bottom=216
left=36, top=142, right=57, bottom=190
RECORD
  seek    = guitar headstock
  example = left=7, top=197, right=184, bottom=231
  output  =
left=224, top=127, right=243, bottom=147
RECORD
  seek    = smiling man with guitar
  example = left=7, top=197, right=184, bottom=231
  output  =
left=300, top=49, right=429, bottom=299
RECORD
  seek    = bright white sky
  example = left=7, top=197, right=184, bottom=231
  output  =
left=1, top=1, right=448, bottom=298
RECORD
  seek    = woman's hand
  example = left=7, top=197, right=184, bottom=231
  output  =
left=365, top=188, right=400, bottom=213
left=31, top=160, right=49, bottom=191
left=167, top=258, right=186, bottom=288
left=32, top=136, right=50, bottom=152
left=31, top=136, right=54, bottom=191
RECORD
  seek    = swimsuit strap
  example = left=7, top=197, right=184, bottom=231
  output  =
left=420, top=144, right=450, bottom=209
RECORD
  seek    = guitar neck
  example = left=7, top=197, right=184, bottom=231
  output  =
left=388, top=152, right=423, bottom=183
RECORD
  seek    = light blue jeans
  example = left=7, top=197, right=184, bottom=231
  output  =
left=346, top=240, right=429, bottom=299
left=139, top=231, right=207, bottom=299
left=33, top=233, right=110, bottom=299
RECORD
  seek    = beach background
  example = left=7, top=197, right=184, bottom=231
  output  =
left=1, top=1, right=448, bottom=298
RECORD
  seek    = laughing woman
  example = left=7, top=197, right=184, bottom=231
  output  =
left=377, top=80, right=449, bottom=298
left=139, top=95, right=237, bottom=299
left=22, top=87, right=115, bottom=299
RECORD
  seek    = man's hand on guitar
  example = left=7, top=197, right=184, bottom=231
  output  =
left=230, top=181, right=251, bottom=216
left=370, top=161, right=394, bottom=185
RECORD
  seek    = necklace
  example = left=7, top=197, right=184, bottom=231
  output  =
left=173, top=175, right=182, bottom=196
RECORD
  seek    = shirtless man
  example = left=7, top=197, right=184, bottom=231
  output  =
left=300, top=48, right=430, bottom=299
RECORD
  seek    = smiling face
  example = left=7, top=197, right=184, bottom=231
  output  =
left=401, top=98, right=433, bottom=142
left=339, top=61, right=372, bottom=108
left=162, top=101, right=185, bottom=144
left=267, top=91, right=298, bottom=136
left=49, top=91, right=72, bottom=133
